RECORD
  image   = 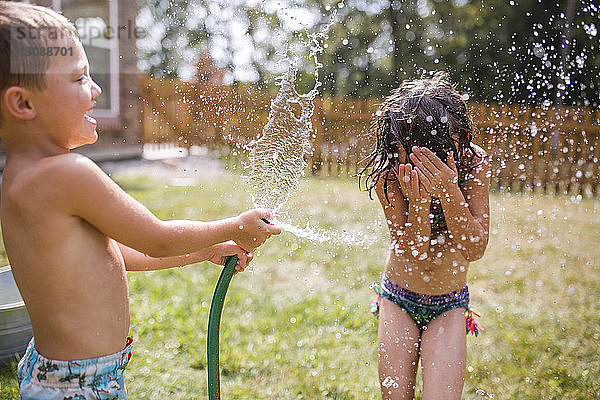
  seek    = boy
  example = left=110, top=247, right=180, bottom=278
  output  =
left=0, top=3, right=281, bottom=399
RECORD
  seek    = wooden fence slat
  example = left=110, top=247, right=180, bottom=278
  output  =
left=312, top=97, right=323, bottom=173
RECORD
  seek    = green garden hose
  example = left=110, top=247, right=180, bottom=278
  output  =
left=207, top=255, right=238, bottom=400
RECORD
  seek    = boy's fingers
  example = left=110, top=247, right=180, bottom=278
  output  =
left=398, top=178, right=407, bottom=191
left=234, top=249, right=251, bottom=271
left=234, top=261, right=247, bottom=274
left=398, top=178, right=408, bottom=198
left=410, top=147, right=425, bottom=166
left=233, top=247, right=245, bottom=262
left=405, top=164, right=413, bottom=184
left=406, top=169, right=414, bottom=197
left=267, top=224, right=282, bottom=235
left=256, top=209, right=275, bottom=223
left=239, top=253, right=248, bottom=268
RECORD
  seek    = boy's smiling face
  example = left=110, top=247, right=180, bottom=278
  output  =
left=30, top=39, right=102, bottom=150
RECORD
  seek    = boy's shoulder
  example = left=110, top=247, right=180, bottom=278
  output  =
left=4, top=153, right=99, bottom=201
left=15, top=152, right=94, bottom=179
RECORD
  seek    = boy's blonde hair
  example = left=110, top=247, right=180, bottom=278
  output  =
left=0, top=1, right=78, bottom=126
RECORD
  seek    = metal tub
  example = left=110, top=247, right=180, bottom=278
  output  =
left=0, top=265, right=33, bottom=366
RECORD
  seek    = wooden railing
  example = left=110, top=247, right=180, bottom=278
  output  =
left=140, top=76, right=600, bottom=195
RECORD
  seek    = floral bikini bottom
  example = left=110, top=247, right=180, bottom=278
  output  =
left=372, top=277, right=481, bottom=336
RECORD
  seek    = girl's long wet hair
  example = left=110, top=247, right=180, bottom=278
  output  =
left=359, top=71, right=481, bottom=203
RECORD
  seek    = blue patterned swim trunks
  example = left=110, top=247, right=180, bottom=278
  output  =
left=17, top=337, right=133, bottom=400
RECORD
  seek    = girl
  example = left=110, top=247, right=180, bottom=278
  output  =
left=360, top=71, right=490, bottom=400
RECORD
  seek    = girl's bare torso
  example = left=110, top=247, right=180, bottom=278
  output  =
left=378, top=145, right=489, bottom=295
left=385, top=230, right=469, bottom=294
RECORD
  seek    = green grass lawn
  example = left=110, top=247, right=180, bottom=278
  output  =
left=1, top=167, right=598, bottom=399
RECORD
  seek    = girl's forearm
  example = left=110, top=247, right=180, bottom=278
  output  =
left=394, top=202, right=432, bottom=260
left=441, top=186, right=488, bottom=261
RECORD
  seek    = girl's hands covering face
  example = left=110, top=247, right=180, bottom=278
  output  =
left=409, top=146, right=459, bottom=199
left=395, top=163, right=432, bottom=207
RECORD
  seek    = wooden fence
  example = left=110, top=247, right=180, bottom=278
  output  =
left=140, top=76, right=600, bottom=195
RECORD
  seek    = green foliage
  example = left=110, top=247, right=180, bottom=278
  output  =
left=138, top=0, right=201, bottom=77
left=138, top=0, right=599, bottom=106
left=313, top=0, right=600, bottom=105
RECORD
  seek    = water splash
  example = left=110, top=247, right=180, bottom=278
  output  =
left=245, top=20, right=330, bottom=212
left=273, top=219, right=330, bottom=243
left=243, top=14, right=385, bottom=248
left=269, top=214, right=385, bottom=249
left=245, top=62, right=318, bottom=211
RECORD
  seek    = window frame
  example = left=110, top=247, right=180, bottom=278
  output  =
left=53, top=0, right=120, bottom=118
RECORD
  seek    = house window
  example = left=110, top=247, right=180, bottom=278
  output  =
left=54, top=0, right=119, bottom=117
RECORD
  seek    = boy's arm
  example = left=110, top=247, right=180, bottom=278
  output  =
left=116, top=241, right=251, bottom=271
left=60, top=155, right=278, bottom=257
left=375, top=169, right=431, bottom=260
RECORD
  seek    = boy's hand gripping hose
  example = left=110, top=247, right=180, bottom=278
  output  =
left=207, top=254, right=238, bottom=400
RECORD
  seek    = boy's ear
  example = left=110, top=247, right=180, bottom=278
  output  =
left=2, top=86, right=37, bottom=121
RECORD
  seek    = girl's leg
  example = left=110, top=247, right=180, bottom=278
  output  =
left=378, top=298, right=421, bottom=400
left=419, top=308, right=467, bottom=400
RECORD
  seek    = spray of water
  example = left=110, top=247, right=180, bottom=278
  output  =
left=245, top=63, right=318, bottom=211
left=243, top=15, right=386, bottom=248
left=274, top=217, right=384, bottom=249
left=245, top=26, right=327, bottom=212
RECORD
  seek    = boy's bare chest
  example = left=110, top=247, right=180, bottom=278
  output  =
left=2, top=191, right=126, bottom=288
